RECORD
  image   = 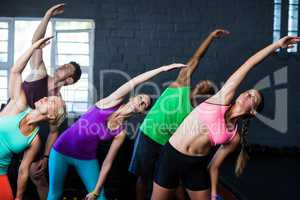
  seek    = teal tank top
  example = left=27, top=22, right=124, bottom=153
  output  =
left=0, top=108, right=39, bottom=175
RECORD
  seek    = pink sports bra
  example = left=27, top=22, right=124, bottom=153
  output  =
left=195, top=101, right=237, bottom=146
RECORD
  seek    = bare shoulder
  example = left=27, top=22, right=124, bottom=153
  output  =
left=204, top=91, right=231, bottom=106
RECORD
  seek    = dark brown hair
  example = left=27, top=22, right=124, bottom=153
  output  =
left=235, top=91, right=264, bottom=176
left=69, top=61, right=82, bottom=83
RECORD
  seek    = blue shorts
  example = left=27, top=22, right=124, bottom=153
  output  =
left=128, top=130, right=163, bottom=181
left=128, top=130, right=142, bottom=175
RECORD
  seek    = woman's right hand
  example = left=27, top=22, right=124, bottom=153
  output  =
left=276, top=36, right=300, bottom=49
left=32, top=36, right=53, bottom=49
left=162, top=63, right=187, bottom=71
left=210, top=29, right=230, bottom=38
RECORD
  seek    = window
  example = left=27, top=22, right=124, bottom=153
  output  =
left=54, top=21, right=94, bottom=113
left=14, top=20, right=52, bottom=78
left=0, top=19, right=12, bottom=105
left=0, top=70, right=8, bottom=105
left=273, top=0, right=282, bottom=43
left=0, top=17, right=95, bottom=114
left=288, top=0, right=299, bottom=52
left=273, top=0, right=299, bottom=53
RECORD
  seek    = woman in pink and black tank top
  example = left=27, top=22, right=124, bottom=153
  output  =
left=151, top=36, right=300, bottom=200
left=47, top=63, right=187, bottom=200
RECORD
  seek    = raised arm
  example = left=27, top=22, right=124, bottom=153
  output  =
left=208, top=134, right=240, bottom=200
left=209, top=36, right=300, bottom=105
left=30, top=3, right=64, bottom=73
left=16, top=136, right=41, bottom=200
left=98, top=63, right=186, bottom=107
left=173, top=29, right=229, bottom=87
left=9, top=37, right=53, bottom=105
left=85, top=131, right=127, bottom=200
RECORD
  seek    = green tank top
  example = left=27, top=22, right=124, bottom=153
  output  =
left=0, top=108, right=39, bottom=175
left=140, top=86, right=193, bottom=145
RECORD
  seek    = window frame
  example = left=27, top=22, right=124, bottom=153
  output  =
left=0, top=18, right=13, bottom=105
left=287, top=0, right=299, bottom=52
left=0, top=17, right=95, bottom=115
left=52, top=19, right=95, bottom=115
left=0, top=18, right=14, bottom=70
left=273, top=0, right=300, bottom=54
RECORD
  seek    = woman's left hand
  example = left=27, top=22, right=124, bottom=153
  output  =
left=32, top=36, right=54, bottom=49
left=85, top=192, right=97, bottom=200
left=277, top=36, right=300, bottom=49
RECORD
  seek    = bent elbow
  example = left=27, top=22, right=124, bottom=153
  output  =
left=18, top=165, right=29, bottom=178
left=208, top=165, right=219, bottom=174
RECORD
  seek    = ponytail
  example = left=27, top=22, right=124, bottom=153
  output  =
left=235, top=117, right=250, bottom=177
left=234, top=90, right=264, bottom=177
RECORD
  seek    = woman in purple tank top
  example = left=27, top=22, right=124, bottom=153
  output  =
left=47, top=63, right=187, bottom=200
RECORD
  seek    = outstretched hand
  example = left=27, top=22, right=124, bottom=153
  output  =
left=210, top=29, right=230, bottom=38
left=32, top=36, right=54, bottom=49
left=85, top=192, right=97, bottom=200
left=46, top=3, right=65, bottom=16
left=276, top=36, right=300, bottom=49
left=163, top=63, right=187, bottom=71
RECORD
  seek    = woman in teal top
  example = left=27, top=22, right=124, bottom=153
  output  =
left=0, top=37, right=66, bottom=200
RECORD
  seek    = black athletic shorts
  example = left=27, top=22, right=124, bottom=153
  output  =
left=154, top=142, right=210, bottom=191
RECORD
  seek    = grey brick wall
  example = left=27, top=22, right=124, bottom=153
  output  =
left=1, top=0, right=299, bottom=147
left=2, top=1, right=300, bottom=200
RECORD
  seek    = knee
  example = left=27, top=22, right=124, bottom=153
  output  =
left=29, top=170, right=47, bottom=186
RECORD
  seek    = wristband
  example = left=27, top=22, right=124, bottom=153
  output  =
left=92, top=191, right=99, bottom=198
left=43, top=155, right=49, bottom=159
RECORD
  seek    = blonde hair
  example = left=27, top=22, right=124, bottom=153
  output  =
left=50, top=99, right=67, bottom=127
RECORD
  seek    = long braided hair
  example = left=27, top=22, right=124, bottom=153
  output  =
left=235, top=91, right=264, bottom=177
left=235, top=117, right=250, bottom=176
